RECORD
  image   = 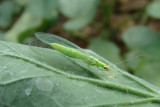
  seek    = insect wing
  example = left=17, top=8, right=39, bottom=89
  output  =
left=34, top=32, right=89, bottom=55
left=35, top=32, right=79, bottom=49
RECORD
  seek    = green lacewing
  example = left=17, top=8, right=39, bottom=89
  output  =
left=34, top=32, right=110, bottom=71
left=50, top=43, right=110, bottom=71
left=34, top=32, right=142, bottom=71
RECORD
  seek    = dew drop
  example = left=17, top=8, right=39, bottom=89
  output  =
left=24, top=88, right=32, bottom=96
left=35, top=77, right=53, bottom=91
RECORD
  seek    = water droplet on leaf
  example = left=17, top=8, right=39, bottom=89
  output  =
left=24, top=88, right=32, bottom=96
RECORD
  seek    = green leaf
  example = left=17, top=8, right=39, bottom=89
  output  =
left=122, top=26, right=160, bottom=87
left=58, top=0, right=99, bottom=30
left=88, top=39, right=126, bottom=70
left=0, top=0, right=20, bottom=28
left=122, top=26, right=160, bottom=50
left=146, top=1, right=160, bottom=19
left=4, top=0, right=58, bottom=43
left=0, top=33, right=160, bottom=106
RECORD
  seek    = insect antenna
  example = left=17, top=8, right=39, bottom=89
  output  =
left=107, top=54, right=144, bottom=72
left=114, top=54, right=144, bottom=66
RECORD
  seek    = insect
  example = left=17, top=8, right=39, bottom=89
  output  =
left=35, top=32, right=142, bottom=71
left=50, top=43, right=110, bottom=71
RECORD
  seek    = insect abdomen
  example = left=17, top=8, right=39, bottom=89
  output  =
left=50, top=43, right=87, bottom=59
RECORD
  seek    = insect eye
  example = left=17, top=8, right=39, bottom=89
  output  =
left=104, top=66, right=109, bottom=71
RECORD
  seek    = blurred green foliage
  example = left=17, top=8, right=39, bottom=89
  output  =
left=0, top=0, right=20, bottom=28
left=0, top=0, right=160, bottom=88
left=122, top=26, right=160, bottom=87
left=146, top=0, right=160, bottom=19
left=5, top=0, right=58, bottom=42
left=59, top=0, right=99, bottom=30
